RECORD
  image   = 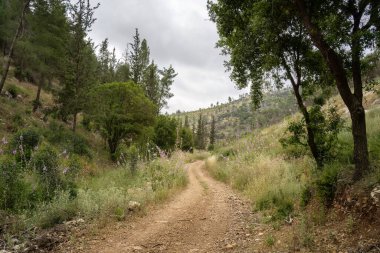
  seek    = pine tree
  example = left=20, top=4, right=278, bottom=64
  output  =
left=196, top=113, right=207, bottom=150
left=209, top=115, right=216, bottom=150
left=97, top=38, right=110, bottom=84
left=58, top=0, right=99, bottom=132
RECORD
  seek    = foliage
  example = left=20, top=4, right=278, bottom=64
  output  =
left=57, top=0, right=99, bottom=131
left=10, top=128, right=41, bottom=162
left=179, top=127, right=194, bottom=152
left=0, top=155, right=26, bottom=211
left=154, top=115, right=177, bottom=153
left=88, top=81, right=156, bottom=158
left=32, top=144, right=62, bottom=200
left=280, top=105, right=344, bottom=166
left=127, top=144, right=139, bottom=175
left=315, top=165, right=338, bottom=207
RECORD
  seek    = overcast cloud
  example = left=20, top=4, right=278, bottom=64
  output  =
left=89, top=0, right=248, bottom=113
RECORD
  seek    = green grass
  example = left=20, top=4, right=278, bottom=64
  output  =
left=205, top=97, right=380, bottom=224
left=27, top=151, right=188, bottom=228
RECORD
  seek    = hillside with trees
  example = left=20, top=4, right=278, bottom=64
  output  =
left=1, top=0, right=380, bottom=252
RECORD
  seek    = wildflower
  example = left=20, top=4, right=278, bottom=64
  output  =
left=19, top=135, right=23, bottom=141
left=42, top=165, right=47, bottom=172
left=12, top=150, right=17, bottom=155
left=63, top=167, right=69, bottom=174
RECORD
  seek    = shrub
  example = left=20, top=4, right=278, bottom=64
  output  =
left=10, top=128, right=41, bottom=163
left=0, top=156, right=27, bottom=211
left=32, top=145, right=62, bottom=201
left=315, top=165, right=339, bottom=206
left=127, top=145, right=139, bottom=175
left=6, top=84, right=21, bottom=98
left=71, top=134, right=91, bottom=157
left=31, top=191, right=77, bottom=228
left=300, top=186, right=312, bottom=208
left=280, top=105, right=343, bottom=165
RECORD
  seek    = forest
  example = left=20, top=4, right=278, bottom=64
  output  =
left=1, top=0, right=380, bottom=252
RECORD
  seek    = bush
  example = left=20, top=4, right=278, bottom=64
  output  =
left=32, top=145, right=62, bottom=201
left=0, top=156, right=27, bottom=211
left=300, top=186, right=312, bottom=207
left=11, top=128, right=41, bottom=163
left=44, top=121, right=91, bottom=158
left=6, top=84, right=21, bottom=98
left=127, top=145, right=139, bottom=175
left=31, top=191, right=77, bottom=228
left=71, top=134, right=91, bottom=157
left=315, top=165, right=339, bottom=206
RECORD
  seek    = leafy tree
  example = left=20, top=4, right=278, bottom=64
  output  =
left=208, top=0, right=349, bottom=168
left=57, top=0, right=99, bottom=132
left=154, top=115, right=177, bottom=153
left=180, top=127, right=194, bottom=152
left=292, top=0, right=380, bottom=179
left=88, top=82, right=156, bottom=158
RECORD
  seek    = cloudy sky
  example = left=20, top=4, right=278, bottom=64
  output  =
left=89, top=0, right=248, bottom=113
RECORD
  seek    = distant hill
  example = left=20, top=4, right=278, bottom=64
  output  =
left=173, top=89, right=298, bottom=142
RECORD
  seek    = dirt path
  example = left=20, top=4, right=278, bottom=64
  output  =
left=58, top=161, right=255, bottom=253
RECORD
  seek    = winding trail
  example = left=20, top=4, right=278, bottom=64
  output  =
left=59, top=161, right=255, bottom=253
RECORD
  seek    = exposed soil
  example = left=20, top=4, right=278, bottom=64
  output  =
left=56, top=161, right=256, bottom=253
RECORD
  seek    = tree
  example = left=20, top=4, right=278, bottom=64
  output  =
left=292, top=0, right=380, bottom=179
left=154, top=115, right=177, bottom=153
left=89, top=82, right=156, bottom=158
left=57, top=0, right=99, bottom=132
left=129, top=29, right=150, bottom=84
left=208, top=0, right=334, bottom=167
left=97, top=38, right=111, bottom=84
left=157, top=65, right=177, bottom=112
left=17, top=0, right=69, bottom=111
left=195, top=113, right=207, bottom=150
left=180, top=127, right=194, bottom=152
left=184, top=115, right=190, bottom=128
left=0, top=0, right=31, bottom=93
left=209, top=115, right=216, bottom=150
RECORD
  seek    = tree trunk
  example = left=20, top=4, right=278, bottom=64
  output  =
left=282, top=57, right=323, bottom=168
left=72, top=112, right=77, bottom=132
left=294, top=0, right=369, bottom=180
left=294, top=85, right=323, bottom=168
left=350, top=102, right=369, bottom=180
left=0, top=0, right=31, bottom=93
left=33, top=76, right=44, bottom=112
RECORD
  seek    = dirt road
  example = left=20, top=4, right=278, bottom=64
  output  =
left=59, top=161, right=255, bottom=253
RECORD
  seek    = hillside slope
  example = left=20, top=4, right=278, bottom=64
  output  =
left=174, top=89, right=298, bottom=141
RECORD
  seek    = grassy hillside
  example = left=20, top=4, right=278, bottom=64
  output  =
left=174, top=89, right=298, bottom=141
left=205, top=87, right=380, bottom=252
left=0, top=77, right=189, bottom=251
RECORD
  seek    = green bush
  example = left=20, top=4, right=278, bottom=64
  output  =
left=44, top=121, right=91, bottom=158
left=31, top=191, right=77, bottom=228
left=0, top=156, right=27, bottom=211
left=71, top=134, right=91, bottom=157
left=315, top=165, right=339, bottom=206
left=300, top=186, right=312, bottom=208
left=6, top=84, right=21, bottom=98
left=127, top=145, right=139, bottom=175
left=32, top=145, right=62, bottom=201
left=11, top=128, right=41, bottom=163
